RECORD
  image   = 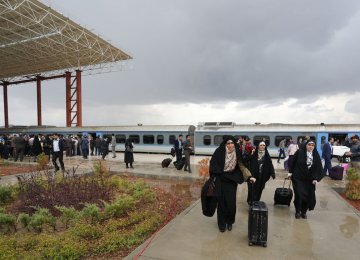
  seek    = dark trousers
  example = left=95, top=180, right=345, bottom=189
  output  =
left=175, top=149, right=182, bottom=162
left=82, top=148, right=89, bottom=159
left=217, top=179, right=237, bottom=229
left=52, top=151, right=65, bottom=172
left=184, top=152, right=191, bottom=172
left=278, top=148, right=285, bottom=162
left=15, top=147, right=25, bottom=162
left=323, top=158, right=332, bottom=175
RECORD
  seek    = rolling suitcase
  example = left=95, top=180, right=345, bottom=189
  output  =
left=173, top=157, right=185, bottom=170
left=329, top=165, right=344, bottom=180
left=274, top=179, right=293, bottom=206
left=248, top=184, right=268, bottom=247
left=161, top=158, right=172, bottom=168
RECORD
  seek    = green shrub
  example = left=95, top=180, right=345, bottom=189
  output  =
left=0, top=186, right=13, bottom=205
left=70, top=222, right=103, bottom=240
left=131, top=180, right=155, bottom=202
left=0, top=212, right=16, bottom=232
left=94, top=233, right=128, bottom=254
left=55, top=206, right=80, bottom=229
left=104, top=195, right=135, bottom=218
left=345, top=168, right=360, bottom=200
left=81, top=204, right=101, bottom=223
left=36, top=152, right=49, bottom=170
left=40, top=235, right=85, bottom=260
left=17, top=213, right=31, bottom=230
left=133, top=214, right=162, bottom=238
left=28, top=208, right=56, bottom=232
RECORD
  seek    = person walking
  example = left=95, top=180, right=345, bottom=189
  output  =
left=277, top=138, right=286, bottom=163
left=81, top=135, right=89, bottom=159
left=174, top=134, right=183, bottom=163
left=111, top=134, right=117, bottom=158
left=289, top=140, right=324, bottom=219
left=287, top=139, right=299, bottom=172
left=124, top=138, right=134, bottom=168
left=32, top=134, right=43, bottom=162
left=14, top=134, right=26, bottom=162
left=209, top=135, right=254, bottom=232
left=89, top=136, right=95, bottom=156
left=100, top=137, right=109, bottom=160
left=183, top=134, right=192, bottom=173
left=246, top=141, right=275, bottom=204
left=322, top=137, right=334, bottom=176
left=51, top=133, right=65, bottom=173
left=345, top=135, right=360, bottom=170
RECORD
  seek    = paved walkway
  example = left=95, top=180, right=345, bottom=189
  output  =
left=1, top=154, right=359, bottom=260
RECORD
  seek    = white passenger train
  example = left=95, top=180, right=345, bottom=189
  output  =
left=1, top=122, right=360, bottom=157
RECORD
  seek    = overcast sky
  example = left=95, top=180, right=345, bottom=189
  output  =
left=2, top=0, right=360, bottom=126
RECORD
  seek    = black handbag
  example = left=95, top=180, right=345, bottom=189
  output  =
left=201, top=177, right=218, bottom=217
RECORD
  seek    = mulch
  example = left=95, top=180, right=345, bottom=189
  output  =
left=340, top=193, right=360, bottom=212
left=0, top=164, right=39, bottom=177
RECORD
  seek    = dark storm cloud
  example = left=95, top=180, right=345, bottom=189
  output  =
left=28, top=0, right=360, bottom=106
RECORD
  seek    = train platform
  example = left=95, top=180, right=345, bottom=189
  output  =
left=1, top=153, right=359, bottom=259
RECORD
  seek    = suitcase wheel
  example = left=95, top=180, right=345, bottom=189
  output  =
left=248, top=242, right=253, bottom=246
left=263, top=243, right=267, bottom=247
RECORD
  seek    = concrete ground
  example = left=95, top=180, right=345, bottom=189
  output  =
left=1, top=153, right=359, bottom=260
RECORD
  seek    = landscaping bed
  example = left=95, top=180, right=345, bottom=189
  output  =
left=0, top=163, right=38, bottom=177
left=0, top=161, right=202, bottom=259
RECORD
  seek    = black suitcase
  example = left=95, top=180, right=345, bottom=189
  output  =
left=173, top=157, right=185, bottom=170
left=329, top=165, right=344, bottom=180
left=248, top=201, right=268, bottom=247
left=161, top=158, right=172, bottom=168
left=274, top=179, right=293, bottom=206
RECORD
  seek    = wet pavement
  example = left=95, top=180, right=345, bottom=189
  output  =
left=1, top=154, right=359, bottom=259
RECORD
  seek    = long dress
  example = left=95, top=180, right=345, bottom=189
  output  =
left=124, top=140, right=134, bottom=164
left=209, top=136, right=250, bottom=230
left=246, top=149, right=275, bottom=203
left=289, top=147, right=324, bottom=213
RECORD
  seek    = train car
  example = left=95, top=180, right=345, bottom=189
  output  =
left=0, top=125, right=196, bottom=154
left=194, top=122, right=360, bottom=157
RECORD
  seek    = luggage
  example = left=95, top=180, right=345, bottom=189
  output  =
left=173, top=157, right=185, bottom=170
left=248, top=201, right=268, bottom=247
left=201, top=177, right=218, bottom=217
left=248, top=183, right=268, bottom=247
left=329, top=165, right=344, bottom=180
left=274, top=179, right=293, bottom=206
left=170, top=148, right=176, bottom=157
left=161, top=158, right=172, bottom=168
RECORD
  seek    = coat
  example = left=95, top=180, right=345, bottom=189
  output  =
left=124, top=140, right=134, bottom=163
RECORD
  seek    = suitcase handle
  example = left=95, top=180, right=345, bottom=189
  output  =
left=282, top=178, right=292, bottom=189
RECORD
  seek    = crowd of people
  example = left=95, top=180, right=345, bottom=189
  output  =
left=0, top=133, right=135, bottom=172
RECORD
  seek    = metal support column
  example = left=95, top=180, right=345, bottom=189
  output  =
left=36, top=76, right=42, bottom=126
left=3, top=82, right=8, bottom=128
left=65, top=71, right=72, bottom=127
left=75, top=70, right=82, bottom=127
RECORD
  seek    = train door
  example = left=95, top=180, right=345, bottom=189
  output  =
left=316, top=132, right=328, bottom=158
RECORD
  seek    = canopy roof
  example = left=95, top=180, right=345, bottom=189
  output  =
left=0, top=0, right=132, bottom=81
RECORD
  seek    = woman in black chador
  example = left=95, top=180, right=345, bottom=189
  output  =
left=289, top=140, right=324, bottom=219
left=246, top=141, right=275, bottom=204
left=124, top=138, right=134, bottom=168
left=209, top=135, right=254, bottom=232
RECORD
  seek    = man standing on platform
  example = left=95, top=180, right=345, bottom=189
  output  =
left=52, top=133, right=65, bottom=173
left=183, top=134, right=192, bottom=173
left=174, top=134, right=183, bottom=163
left=322, top=137, right=334, bottom=176
left=345, top=135, right=360, bottom=170
left=111, top=134, right=117, bottom=158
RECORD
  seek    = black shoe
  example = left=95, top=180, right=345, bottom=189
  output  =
left=130, top=166, right=134, bottom=169
left=227, top=224, right=232, bottom=231
left=301, top=213, right=307, bottom=219
left=219, top=227, right=226, bottom=232
left=295, top=212, right=301, bottom=219
left=184, top=169, right=188, bottom=171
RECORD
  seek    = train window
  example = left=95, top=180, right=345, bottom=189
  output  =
left=275, top=136, right=292, bottom=147
left=253, top=136, right=270, bottom=147
left=234, top=135, right=249, bottom=142
left=157, top=135, right=164, bottom=144
left=214, top=135, right=224, bottom=146
left=143, top=135, right=154, bottom=144
left=169, top=135, right=176, bottom=145
left=203, top=135, right=211, bottom=146
left=116, top=134, right=126, bottom=143
left=129, top=135, right=140, bottom=144
left=297, top=136, right=316, bottom=144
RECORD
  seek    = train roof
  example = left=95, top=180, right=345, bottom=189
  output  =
left=0, top=125, right=195, bottom=134
left=196, top=122, right=360, bottom=132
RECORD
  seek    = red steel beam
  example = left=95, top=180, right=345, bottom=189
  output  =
left=3, top=83, right=9, bottom=128
left=76, top=70, right=82, bottom=127
left=65, top=71, right=72, bottom=127
left=36, top=76, right=42, bottom=126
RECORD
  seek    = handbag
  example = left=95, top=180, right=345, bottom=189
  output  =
left=125, top=146, right=133, bottom=152
left=207, top=177, right=216, bottom=196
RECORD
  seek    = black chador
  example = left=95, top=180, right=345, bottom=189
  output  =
left=209, top=136, right=247, bottom=232
left=246, top=147, right=275, bottom=203
left=289, top=141, right=324, bottom=216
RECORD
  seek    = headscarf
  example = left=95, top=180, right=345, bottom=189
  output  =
left=224, top=144, right=237, bottom=172
left=306, top=140, right=315, bottom=169
left=258, top=141, right=266, bottom=160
